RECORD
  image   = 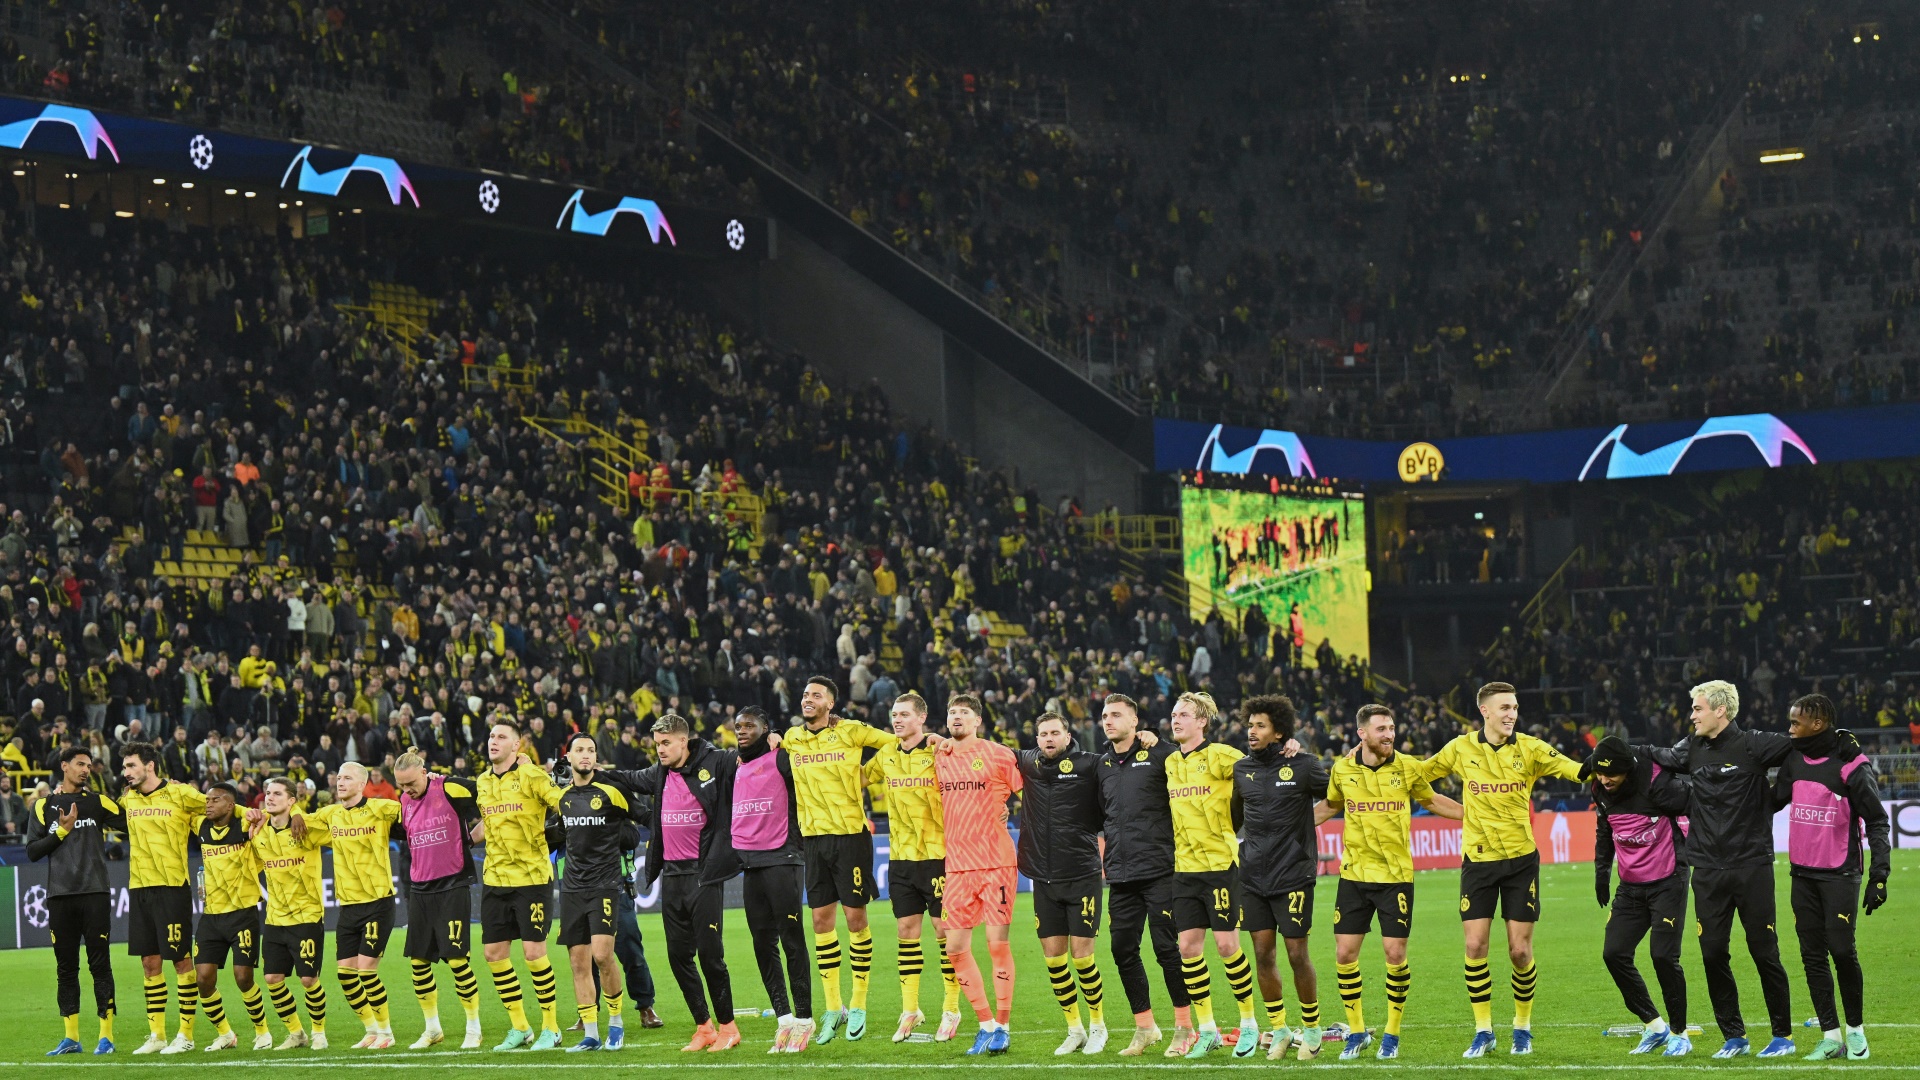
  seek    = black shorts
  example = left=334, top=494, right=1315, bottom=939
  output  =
left=889, top=858, right=946, bottom=919
left=1033, top=876, right=1103, bottom=939
left=404, top=889, right=474, bottom=962
left=263, top=922, right=324, bottom=979
left=128, top=885, right=193, bottom=961
left=481, top=883, right=554, bottom=945
left=1333, top=879, right=1413, bottom=937
left=336, top=898, right=396, bottom=961
left=1460, top=851, right=1540, bottom=923
left=1171, top=868, right=1240, bottom=933
left=558, top=890, right=620, bottom=947
left=804, top=833, right=876, bottom=909
left=194, top=908, right=262, bottom=969
left=1243, top=883, right=1315, bottom=938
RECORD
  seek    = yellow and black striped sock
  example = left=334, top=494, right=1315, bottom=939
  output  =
left=143, top=975, right=168, bottom=1038
left=487, top=960, right=530, bottom=1031
left=1465, top=956, right=1493, bottom=1031
left=1045, top=954, right=1080, bottom=1025
left=938, top=937, right=960, bottom=1015
left=1265, top=996, right=1288, bottom=1031
left=1511, top=961, right=1536, bottom=1029
left=815, top=932, right=844, bottom=1014
left=848, top=929, right=873, bottom=1011
left=303, top=982, right=327, bottom=1033
left=1072, top=955, right=1105, bottom=1026
left=364, top=973, right=390, bottom=1028
left=1299, top=998, right=1320, bottom=1027
left=450, top=959, right=482, bottom=1023
left=898, top=937, right=924, bottom=1012
left=410, top=960, right=440, bottom=1023
left=241, top=983, right=268, bottom=1036
left=1221, top=949, right=1256, bottom=1022
left=175, top=973, right=197, bottom=1038
left=526, top=956, right=559, bottom=1033
left=1181, top=956, right=1214, bottom=1029
left=1337, top=961, right=1365, bottom=1033
left=604, top=993, right=622, bottom=1025
left=577, top=1002, right=599, bottom=1033
left=337, top=967, right=370, bottom=1027
left=1385, top=963, right=1410, bottom=1036
left=267, top=980, right=302, bottom=1032
left=201, top=990, right=232, bottom=1036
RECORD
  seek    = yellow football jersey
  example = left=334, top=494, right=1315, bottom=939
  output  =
left=1414, top=732, right=1583, bottom=861
left=866, top=740, right=945, bottom=861
left=122, top=780, right=207, bottom=889
left=1166, top=740, right=1243, bottom=873
left=308, top=797, right=401, bottom=904
left=196, top=816, right=262, bottom=916
left=476, top=763, right=562, bottom=887
left=1327, top=751, right=1437, bottom=883
left=252, top=817, right=332, bottom=925
left=783, top=718, right=894, bottom=837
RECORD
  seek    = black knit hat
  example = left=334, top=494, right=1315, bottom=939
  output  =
left=1589, top=735, right=1636, bottom=776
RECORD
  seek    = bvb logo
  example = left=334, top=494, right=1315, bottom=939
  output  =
left=698, top=769, right=712, bottom=782
left=589, top=796, right=602, bottom=810
left=971, top=757, right=985, bottom=771
left=1459, top=895, right=1472, bottom=913
left=1135, top=750, right=1149, bottom=762
left=1279, top=766, right=1294, bottom=781
left=1398, top=441, right=1445, bottom=482
left=1058, top=759, right=1074, bottom=774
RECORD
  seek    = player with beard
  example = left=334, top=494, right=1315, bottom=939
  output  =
left=547, top=734, right=637, bottom=1052
left=1095, top=694, right=1189, bottom=1056
left=1017, top=711, right=1108, bottom=1055
left=118, top=741, right=207, bottom=1055
left=1324, top=704, right=1463, bottom=1061
left=1231, top=695, right=1327, bottom=1060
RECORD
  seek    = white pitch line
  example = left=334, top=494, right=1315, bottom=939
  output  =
left=8, top=1062, right=1920, bottom=1072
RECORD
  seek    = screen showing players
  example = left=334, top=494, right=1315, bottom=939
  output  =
left=1180, top=481, right=1369, bottom=666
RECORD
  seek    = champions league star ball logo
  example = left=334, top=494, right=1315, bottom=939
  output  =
left=189, top=134, right=214, bottom=170
left=726, top=219, right=746, bottom=251
left=478, top=180, right=500, bottom=214
left=22, top=884, right=49, bottom=929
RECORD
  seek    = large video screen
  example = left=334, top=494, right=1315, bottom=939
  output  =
left=1180, top=483, right=1369, bottom=666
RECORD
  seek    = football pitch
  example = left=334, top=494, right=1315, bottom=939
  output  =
left=0, top=855, right=1913, bottom=1077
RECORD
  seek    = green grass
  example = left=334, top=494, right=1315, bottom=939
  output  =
left=2, top=853, right=1916, bottom=1077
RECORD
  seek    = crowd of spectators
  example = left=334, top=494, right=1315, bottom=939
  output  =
left=0, top=203, right=1463, bottom=832
left=1461, top=464, right=1920, bottom=754
left=7, top=0, right=1920, bottom=448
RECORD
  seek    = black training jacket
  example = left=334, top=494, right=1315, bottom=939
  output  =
left=1016, top=748, right=1105, bottom=882
left=1096, top=737, right=1177, bottom=883
left=1232, top=746, right=1328, bottom=896
left=25, top=788, right=125, bottom=897
left=1639, top=722, right=1791, bottom=871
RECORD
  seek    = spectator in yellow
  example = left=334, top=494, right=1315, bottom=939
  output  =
left=237, top=644, right=273, bottom=689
